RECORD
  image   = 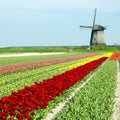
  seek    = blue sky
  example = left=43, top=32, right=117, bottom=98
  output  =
left=0, top=0, right=120, bottom=47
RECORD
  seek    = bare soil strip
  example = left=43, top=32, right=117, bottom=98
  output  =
left=0, top=52, right=65, bottom=57
left=42, top=60, right=108, bottom=120
left=113, top=60, right=120, bottom=120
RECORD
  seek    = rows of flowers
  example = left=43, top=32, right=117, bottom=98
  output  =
left=56, top=60, right=116, bottom=120
left=0, top=58, right=86, bottom=98
left=59, top=53, right=112, bottom=70
left=0, top=53, right=100, bottom=75
left=0, top=57, right=108, bottom=120
left=0, top=53, right=112, bottom=99
left=110, top=52, right=120, bottom=60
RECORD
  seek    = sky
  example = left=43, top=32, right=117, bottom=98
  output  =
left=0, top=0, right=120, bottom=47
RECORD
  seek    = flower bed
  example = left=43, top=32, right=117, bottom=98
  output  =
left=0, top=53, right=100, bottom=75
left=56, top=61, right=116, bottom=120
left=0, top=57, right=107, bottom=120
left=0, top=53, right=111, bottom=99
left=109, top=52, right=120, bottom=60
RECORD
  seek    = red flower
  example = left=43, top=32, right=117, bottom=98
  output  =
left=8, top=118, right=14, bottom=120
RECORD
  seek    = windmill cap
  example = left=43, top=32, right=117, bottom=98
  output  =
left=93, top=24, right=106, bottom=31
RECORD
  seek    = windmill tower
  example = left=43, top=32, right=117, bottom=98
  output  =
left=80, top=8, right=106, bottom=48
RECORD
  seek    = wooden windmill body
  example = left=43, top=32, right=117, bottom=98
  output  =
left=80, top=8, right=106, bottom=48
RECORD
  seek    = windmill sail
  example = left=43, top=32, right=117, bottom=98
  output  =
left=80, top=26, right=92, bottom=28
left=90, top=8, right=97, bottom=47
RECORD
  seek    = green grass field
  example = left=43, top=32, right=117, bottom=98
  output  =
left=0, top=46, right=120, bottom=54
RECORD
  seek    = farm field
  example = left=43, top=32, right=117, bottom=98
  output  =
left=0, top=52, right=84, bottom=66
left=0, top=52, right=119, bottom=120
left=56, top=60, right=116, bottom=120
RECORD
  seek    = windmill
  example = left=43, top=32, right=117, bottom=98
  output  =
left=80, top=8, right=106, bottom=48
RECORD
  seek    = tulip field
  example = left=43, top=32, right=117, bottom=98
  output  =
left=0, top=52, right=119, bottom=120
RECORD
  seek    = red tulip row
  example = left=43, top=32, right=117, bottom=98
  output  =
left=0, top=57, right=107, bottom=120
left=0, top=53, right=100, bottom=75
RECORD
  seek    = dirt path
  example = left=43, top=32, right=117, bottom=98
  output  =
left=113, top=60, right=120, bottom=120
left=0, top=52, right=65, bottom=58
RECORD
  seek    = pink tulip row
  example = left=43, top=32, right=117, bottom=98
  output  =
left=0, top=53, right=100, bottom=75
